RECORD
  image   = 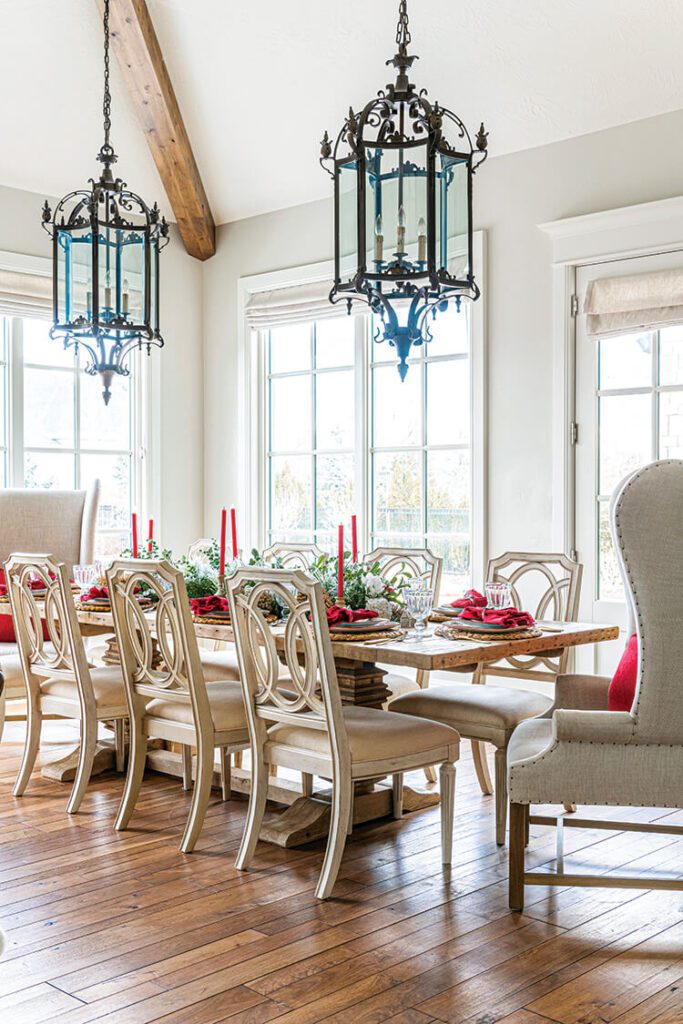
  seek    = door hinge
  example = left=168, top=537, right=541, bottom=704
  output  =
left=569, top=548, right=579, bottom=562
left=570, top=294, right=579, bottom=317
left=569, top=421, right=579, bottom=446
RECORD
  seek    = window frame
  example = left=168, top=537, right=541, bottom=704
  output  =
left=239, top=232, right=487, bottom=593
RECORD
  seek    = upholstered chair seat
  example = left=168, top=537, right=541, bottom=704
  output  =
left=508, top=460, right=683, bottom=911
left=40, top=667, right=128, bottom=712
left=392, top=683, right=552, bottom=844
left=198, top=647, right=241, bottom=682
left=146, top=680, right=247, bottom=733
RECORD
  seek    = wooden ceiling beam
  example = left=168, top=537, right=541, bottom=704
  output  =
left=95, top=0, right=216, bottom=260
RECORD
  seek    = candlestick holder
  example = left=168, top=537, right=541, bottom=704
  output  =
left=334, top=596, right=346, bottom=608
left=218, top=573, right=227, bottom=597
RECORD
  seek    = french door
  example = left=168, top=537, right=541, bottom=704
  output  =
left=575, top=249, right=683, bottom=671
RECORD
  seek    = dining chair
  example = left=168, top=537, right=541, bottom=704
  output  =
left=6, top=552, right=127, bottom=813
left=391, top=549, right=581, bottom=845
left=226, top=566, right=460, bottom=900
left=261, top=542, right=324, bottom=569
left=508, top=459, right=683, bottom=909
left=107, top=558, right=249, bottom=853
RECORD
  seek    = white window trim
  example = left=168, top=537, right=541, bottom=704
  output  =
left=237, top=230, right=488, bottom=586
left=541, top=195, right=683, bottom=560
left=0, top=247, right=157, bottom=537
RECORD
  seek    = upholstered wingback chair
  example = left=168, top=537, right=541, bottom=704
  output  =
left=0, top=482, right=100, bottom=739
left=508, top=460, right=683, bottom=910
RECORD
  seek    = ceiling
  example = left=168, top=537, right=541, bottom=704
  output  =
left=2, top=0, right=683, bottom=227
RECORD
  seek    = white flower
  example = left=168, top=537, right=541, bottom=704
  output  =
left=363, top=573, right=385, bottom=597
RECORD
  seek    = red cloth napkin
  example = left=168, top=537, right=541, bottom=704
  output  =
left=327, top=606, right=379, bottom=627
left=451, top=589, right=487, bottom=610
left=80, top=586, right=109, bottom=602
left=190, top=595, right=230, bottom=617
left=461, top=606, right=535, bottom=628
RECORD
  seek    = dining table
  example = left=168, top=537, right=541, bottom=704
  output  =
left=62, top=606, right=619, bottom=847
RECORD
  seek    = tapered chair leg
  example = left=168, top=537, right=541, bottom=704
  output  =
left=509, top=802, right=527, bottom=911
left=115, top=720, right=147, bottom=831
left=392, top=773, right=404, bottom=819
left=301, top=772, right=314, bottom=797
left=439, top=762, right=456, bottom=865
left=181, top=744, right=193, bottom=791
left=316, top=774, right=353, bottom=900
left=181, top=742, right=214, bottom=853
left=471, top=740, right=493, bottom=796
left=423, top=765, right=437, bottom=784
left=494, top=747, right=508, bottom=846
left=219, top=747, right=231, bottom=802
left=13, top=697, right=42, bottom=797
left=114, top=718, right=126, bottom=774
left=236, top=746, right=269, bottom=870
left=66, top=714, right=98, bottom=814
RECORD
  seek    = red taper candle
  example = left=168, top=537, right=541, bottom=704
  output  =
left=219, top=507, right=227, bottom=576
left=337, top=524, right=345, bottom=601
left=230, top=507, right=238, bottom=560
left=351, top=514, right=358, bottom=563
left=131, top=512, right=138, bottom=558
left=148, top=518, right=154, bottom=555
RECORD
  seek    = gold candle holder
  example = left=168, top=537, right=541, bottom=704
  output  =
left=218, top=573, right=227, bottom=597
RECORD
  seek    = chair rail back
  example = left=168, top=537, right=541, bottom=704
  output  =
left=227, top=567, right=349, bottom=764
left=5, top=552, right=94, bottom=708
left=365, top=546, right=443, bottom=600
left=261, top=543, right=324, bottom=570
left=107, top=559, right=213, bottom=733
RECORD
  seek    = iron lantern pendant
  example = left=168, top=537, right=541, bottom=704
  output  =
left=321, top=0, right=488, bottom=379
left=41, top=0, right=169, bottom=405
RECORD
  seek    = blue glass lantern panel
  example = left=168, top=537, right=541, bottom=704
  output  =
left=336, top=158, right=358, bottom=284
left=435, top=154, right=470, bottom=279
left=365, top=144, right=428, bottom=275
left=150, top=243, right=158, bottom=334
left=97, top=227, right=146, bottom=327
left=57, top=227, right=92, bottom=326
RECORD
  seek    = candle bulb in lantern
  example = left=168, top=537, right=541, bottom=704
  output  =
left=230, top=507, right=238, bottom=560
left=219, top=508, right=227, bottom=577
left=417, top=217, right=427, bottom=263
left=374, top=214, right=384, bottom=263
left=337, top=524, right=345, bottom=602
left=131, top=512, right=138, bottom=558
left=396, top=204, right=406, bottom=254
left=148, top=518, right=153, bottom=555
left=122, top=278, right=129, bottom=315
left=351, top=514, right=358, bottom=563
left=104, top=270, right=112, bottom=311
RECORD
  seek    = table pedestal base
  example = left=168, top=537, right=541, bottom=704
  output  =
left=41, top=739, right=116, bottom=783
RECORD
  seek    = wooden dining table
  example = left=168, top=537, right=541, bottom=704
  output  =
left=63, top=607, right=619, bottom=846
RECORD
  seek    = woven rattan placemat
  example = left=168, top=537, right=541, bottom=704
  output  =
left=434, top=623, right=542, bottom=643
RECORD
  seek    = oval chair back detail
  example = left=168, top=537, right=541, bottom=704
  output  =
left=226, top=566, right=460, bottom=900
left=261, top=543, right=325, bottom=570
left=107, top=559, right=249, bottom=853
left=6, top=552, right=127, bottom=812
left=508, top=460, right=683, bottom=910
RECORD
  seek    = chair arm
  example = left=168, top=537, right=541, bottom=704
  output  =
left=552, top=673, right=611, bottom=712
left=553, top=708, right=634, bottom=744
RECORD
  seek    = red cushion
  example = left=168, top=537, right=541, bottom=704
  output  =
left=0, top=569, right=51, bottom=644
left=608, top=633, right=638, bottom=712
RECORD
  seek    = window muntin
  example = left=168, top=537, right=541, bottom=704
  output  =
left=2, top=315, right=140, bottom=562
left=596, top=326, right=683, bottom=598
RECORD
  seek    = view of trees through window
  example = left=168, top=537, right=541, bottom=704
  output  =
left=265, top=305, right=473, bottom=594
left=597, top=326, right=683, bottom=598
left=0, top=316, right=138, bottom=561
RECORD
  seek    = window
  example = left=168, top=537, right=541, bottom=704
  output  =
left=263, top=303, right=478, bottom=596
left=1, top=315, right=143, bottom=561
left=595, top=325, right=683, bottom=600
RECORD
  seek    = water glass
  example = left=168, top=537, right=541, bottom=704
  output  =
left=405, top=585, right=434, bottom=641
left=485, top=581, right=513, bottom=609
left=74, top=564, right=96, bottom=596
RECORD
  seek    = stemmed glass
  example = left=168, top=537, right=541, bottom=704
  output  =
left=74, top=564, right=96, bottom=597
left=405, top=585, right=434, bottom=642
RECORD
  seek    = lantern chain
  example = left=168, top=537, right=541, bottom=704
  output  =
left=395, top=0, right=411, bottom=54
left=102, top=0, right=112, bottom=150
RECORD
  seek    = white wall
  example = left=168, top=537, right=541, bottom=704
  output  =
left=202, top=108, right=683, bottom=558
left=0, top=183, right=204, bottom=554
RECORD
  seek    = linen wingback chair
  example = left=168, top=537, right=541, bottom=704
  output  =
left=508, top=460, right=683, bottom=910
left=226, top=566, right=460, bottom=900
left=0, top=483, right=99, bottom=738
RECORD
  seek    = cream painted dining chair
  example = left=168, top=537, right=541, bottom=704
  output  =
left=108, top=559, right=249, bottom=853
left=261, top=542, right=324, bottom=569
left=391, top=551, right=582, bottom=845
left=508, top=460, right=683, bottom=909
left=227, top=566, right=460, bottom=900
left=6, top=552, right=127, bottom=813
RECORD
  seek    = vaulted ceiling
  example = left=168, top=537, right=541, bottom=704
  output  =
left=2, top=0, right=683, bottom=228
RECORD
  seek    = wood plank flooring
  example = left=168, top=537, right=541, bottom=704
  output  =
left=0, top=720, right=682, bottom=1024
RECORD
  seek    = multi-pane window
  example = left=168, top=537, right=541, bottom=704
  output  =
left=264, top=303, right=474, bottom=595
left=1, top=315, right=141, bottom=561
left=597, top=326, right=683, bottom=598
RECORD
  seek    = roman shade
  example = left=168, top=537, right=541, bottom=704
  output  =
left=583, top=268, right=683, bottom=338
left=0, top=269, right=52, bottom=320
left=244, top=280, right=346, bottom=329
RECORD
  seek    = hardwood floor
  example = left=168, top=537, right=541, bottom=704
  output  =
left=0, top=720, right=682, bottom=1024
